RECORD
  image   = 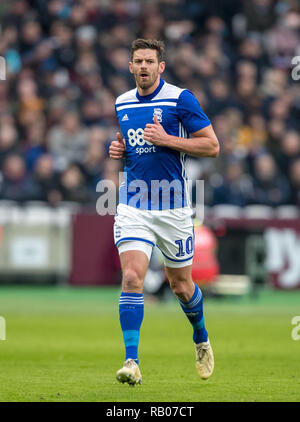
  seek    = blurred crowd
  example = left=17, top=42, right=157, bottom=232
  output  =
left=0, top=0, right=300, bottom=208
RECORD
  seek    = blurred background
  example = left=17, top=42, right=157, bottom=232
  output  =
left=0, top=0, right=300, bottom=295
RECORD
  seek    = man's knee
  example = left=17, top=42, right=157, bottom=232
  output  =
left=122, top=267, right=143, bottom=291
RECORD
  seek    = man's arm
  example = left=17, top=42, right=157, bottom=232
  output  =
left=143, top=116, right=220, bottom=158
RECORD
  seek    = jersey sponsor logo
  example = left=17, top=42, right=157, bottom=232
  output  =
left=121, top=113, right=129, bottom=121
left=127, top=128, right=151, bottom=146
left=127, top=128, right=156, bottom=154
left=135, top=145, right=156, bottom=155
left=153, top=108, right=163, bottom=122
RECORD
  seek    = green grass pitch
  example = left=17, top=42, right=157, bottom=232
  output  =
left=0, top=285, right=299, bottom=402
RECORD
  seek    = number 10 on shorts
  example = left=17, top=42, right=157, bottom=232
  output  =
left=175, top=236, right=193, bottom=257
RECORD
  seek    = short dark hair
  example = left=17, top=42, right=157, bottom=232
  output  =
left=131, top=39, right=165, bottom=62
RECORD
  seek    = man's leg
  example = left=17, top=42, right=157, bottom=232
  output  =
left=165, top=265, right=214, bottom=380
left=166, top=265, right=208, bottom=343
left=116, top=246, right=151, bottom=385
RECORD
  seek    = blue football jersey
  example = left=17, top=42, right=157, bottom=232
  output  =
left=115, top=78, right=210, bottom=210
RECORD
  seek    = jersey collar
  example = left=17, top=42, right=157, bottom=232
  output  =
left=136, top=78, right=165, bottom=102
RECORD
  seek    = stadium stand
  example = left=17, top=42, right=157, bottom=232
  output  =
left=0, top=0, right=299, bottom=209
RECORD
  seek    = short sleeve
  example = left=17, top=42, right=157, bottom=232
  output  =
left=177, top=90, right=211, bottom=134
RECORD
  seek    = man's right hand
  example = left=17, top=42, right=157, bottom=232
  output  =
left=109, top=132, right=126, bottom=159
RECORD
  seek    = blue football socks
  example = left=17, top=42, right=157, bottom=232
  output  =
left=179, top=283, right=208, bottom=344
left=119, top=292, right=144, bottom=364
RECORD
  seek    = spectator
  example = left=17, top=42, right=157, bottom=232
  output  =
left=250, top=153, right=291, bottom=206
left=266, top=118, right=286, bottom=154
left=211, top=160, right=252, bottom=206
left=51, top=22, right=76, bottom=69
left=31, top=154, right=62, bottom=205
left=82, top=126, right=108, bottom=190
left=0, top=154, right=36, bottom=202
left=81, top=98, right=103, bottom=127
left=244, top=0, right=277, bottom=33
left=59, top=164, right=91, bottom=203
left=24, top=118, right=47, bottom=171
left=275, top=130, right=300, bottom=176
left=47, top=110, right=88, bottom=170
left=237, top=113, right=268, bottom=153
left=0, top=123, right=19, bottom=167
left=17, top=78, right=45, bottom=129
left=19, top=20, right=43, bottom=59
left=265, top=10, right=300, bottom=69
left=207, top=79, right=235, bottom=117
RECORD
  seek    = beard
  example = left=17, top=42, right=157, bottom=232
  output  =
left=134, top=69, right=159, bottom=91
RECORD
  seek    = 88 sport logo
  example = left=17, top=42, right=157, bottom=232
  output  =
left=127, top=128, right=156, bottom=155
left=127, top=128, right=152, bottom=146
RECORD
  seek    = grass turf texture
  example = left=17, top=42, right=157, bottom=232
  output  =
left=0, top=286, right=299, bottom=402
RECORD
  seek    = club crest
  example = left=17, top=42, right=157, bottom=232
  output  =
left=153, top=108, right=163, bottom=122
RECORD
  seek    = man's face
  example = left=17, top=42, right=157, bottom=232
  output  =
left=129, top=49, right=165, bottom=91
